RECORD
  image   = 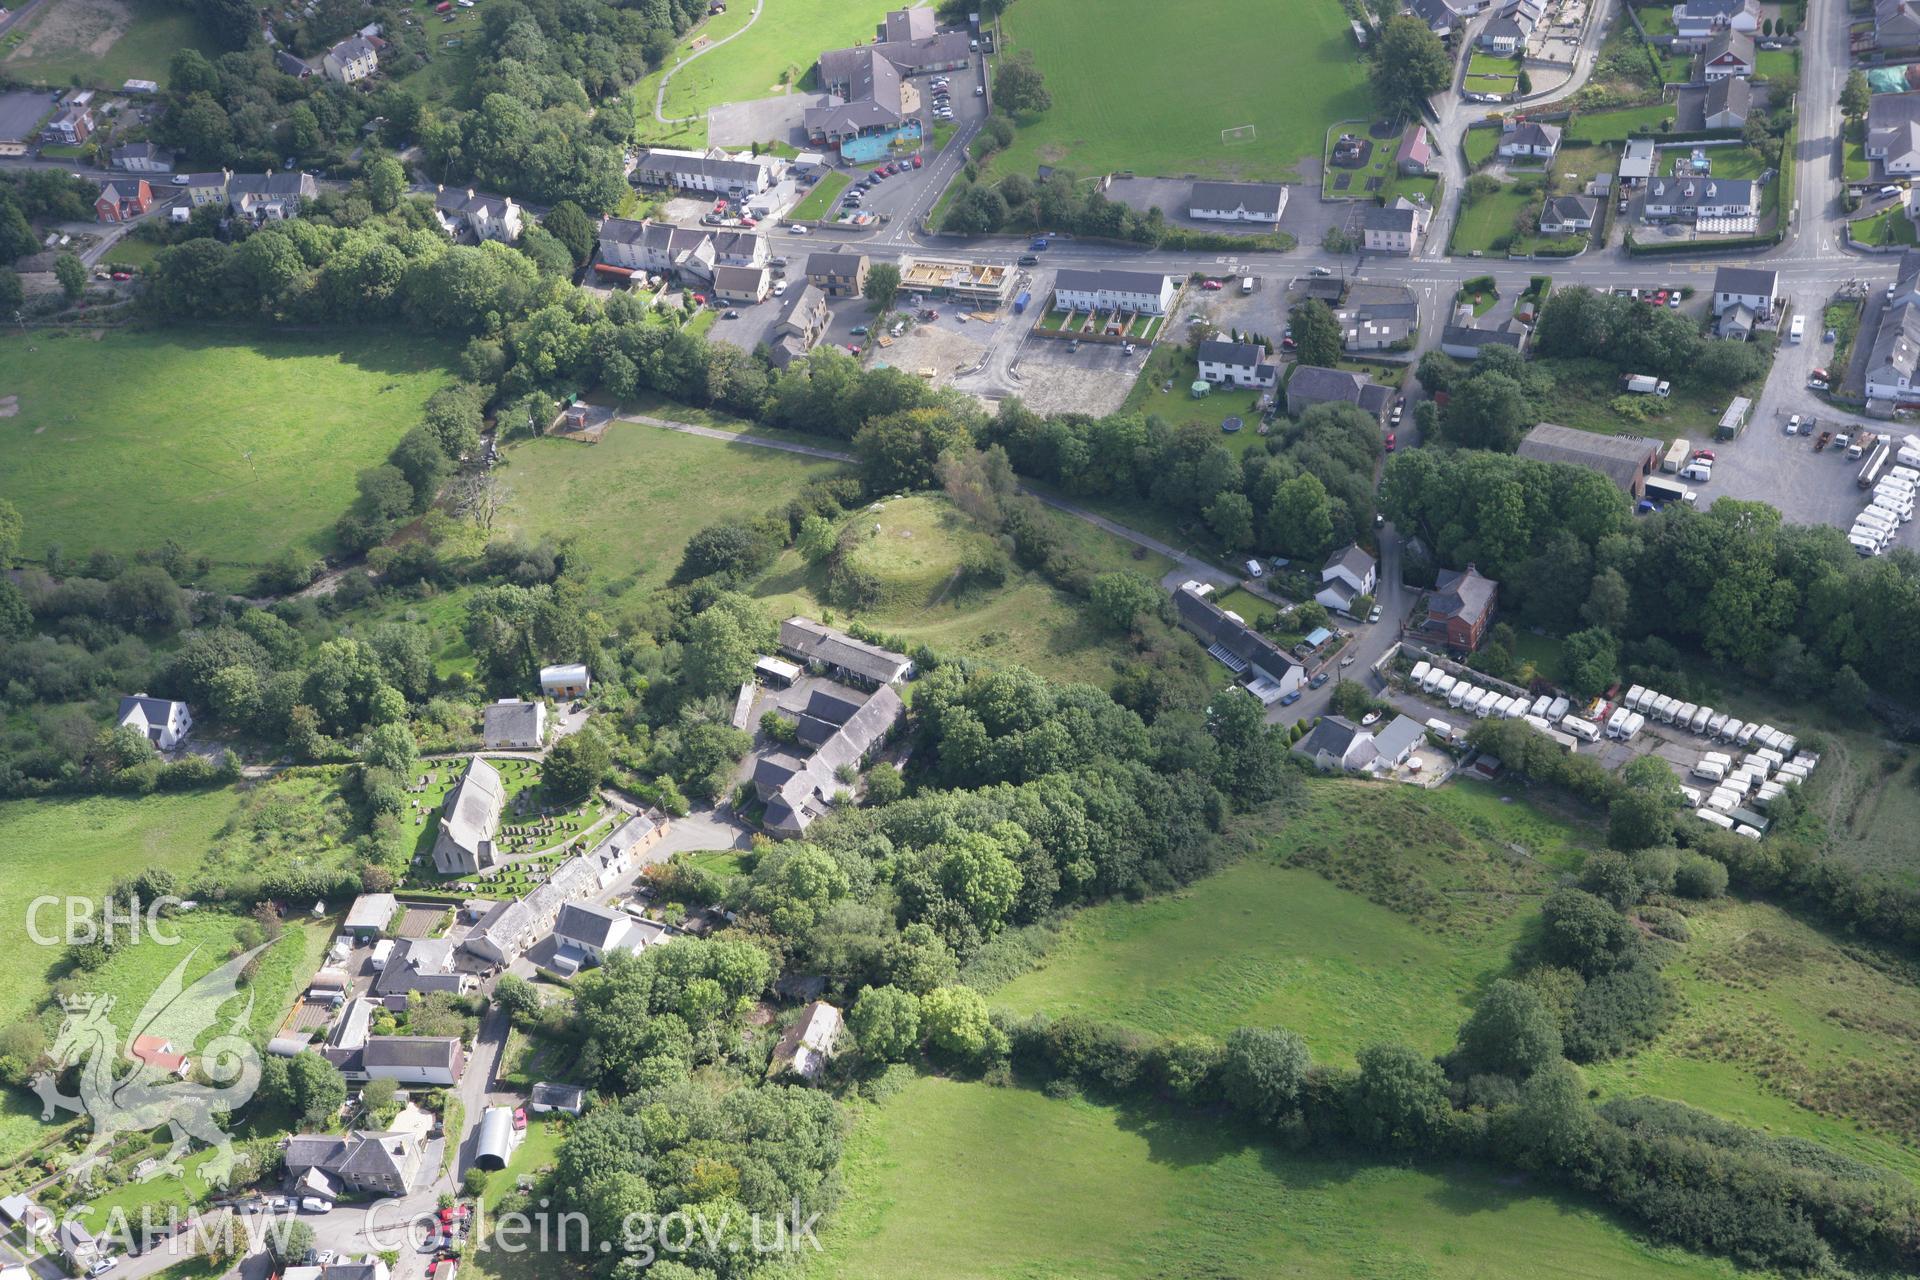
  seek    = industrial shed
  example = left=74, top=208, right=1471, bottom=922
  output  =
left=1515, top=423, right=1661, bottom=497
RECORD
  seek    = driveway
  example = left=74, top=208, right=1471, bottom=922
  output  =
left=1267, top=526, right=1413, bottom=725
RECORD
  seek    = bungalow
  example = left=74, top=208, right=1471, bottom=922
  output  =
left=1696, top=29, right=1755, bottom=81
left=1195, top=339, right=1277, bottom=388
left=1172, top=582, right=1305, bottom=700
left=778, top=617, right=913, bottom=686
left=1717, top=302, right=1757, bottom=340
left=284, top=1130, right=425, bottom=1198
left=431, top=756, right=504, bottom=876
left=1710, top=265, right=1776, bottom=317
left=370, top=938, right=472, bottom=1003
left=1291, top=715, right=1382, bottom=772
left=116, top=693, right=191, bottom=748
left=549, top=902, right=644, bottom=974
left=107, top=142, right=172, bottom=174
left=805, top=251, right=868, bottom=298
left=322, top=35, right=379, bottom=84
left=482, top=698, right=546, bottom=750
left=1361, top=197, right=1430, bottom=255
left=1395, top=124, right=1435, bottom=176
left=1703, top=74, right=1752, bottom=128
left=1441, top=318, right=1528, bottom=359
left=338, top=1036, right=463, bottom=1086
left=711, top=263, right=771, bottom=303
left=1497, top=120, right=1562, bottom=161
left=1643, top=176, right=1756, bottom=220
left=1051, top=268, right=1175, bottom=316
left=1479, top=0, right=1540, bottom=51
left=768, top=1001, right=842, bottom=1082
left=1673, top=0, right=1759, bottom=36
left=432, top=187, right=523, bottom=244
left=1539, top=193, right=1598, bottom=234
left=1427, top=564, right=1499, bottom=651
left=1316, top=544, right=1378, bottom=616
left=1867, top=92, right=1920, bottom=176
left=1187, top=180, right=1289, bottom=226
left=540, top=663, right=590, bottom=699
left=1285, top=364, right=1392, bottom=419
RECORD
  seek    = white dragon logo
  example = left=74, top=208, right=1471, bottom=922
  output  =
left=32, top=943, right=269, bottom=1188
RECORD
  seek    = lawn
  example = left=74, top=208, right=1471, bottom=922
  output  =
left=1662, top=145, right=1765, bottom=180
left=2, top=0, right=218, bottom=87
left=1852, top=207, right=1918, bottom=246
left=994, top=780, right=1590, bottom=1063
left=393, top=14, right=486, bottom=106
left=1843, top=117, right=1870, bottom=182
left=1124, top=347, right=1271, bottom=456
left=1464, top=126, right=1499, bottom=169
left=1450, top=181, right=1535, bottom=255
left=100, top=236, right=162, bottom=269
left=1564, top=102, right=1676, bottom=144
left=813, top=1074, right=1747, bottom=1280
left=749, top=493, right=1158, bottom=685
left=632, top=0, right=900, bottom=147
left=495, top=417, right=850, bottom=598
left=989, top=0, right=1370, bottom=184
left=1321, top=120, right=1430, bottom=201
left=1467, top=49, right=1521, bottom=78
left=0, top=329, right=455, bottom=590
left=788, top=170, right=850, bottom=221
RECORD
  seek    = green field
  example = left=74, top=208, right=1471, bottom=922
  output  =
left=496, top=419, right=848, bottom=597
left=813, top=1075, right=1744, bottom=1280
left=1450, top=181, right=1536, bottom=254
left=1535, top=355, right=1765, bottom=441
left=788, top=171, right=851, bottom=221
left=993, top=780, right=1581, bottom=1062
left=0, top=329, right=455, bottom=589
left=1464, top=126, right=1499, bottom=168
left=1852, top=207, right=1918, bottom=246
left=2, top=0, right=217, bottom=87
left=988, top=0, right=1370, bottom=183
left=750, top=493, right=1166, bottom=685
left=1582, top=898, right=1920, bottom=1184
left=632, top=0, right=900, bottom=147
left=1662, top=145, right=1765, bottom=180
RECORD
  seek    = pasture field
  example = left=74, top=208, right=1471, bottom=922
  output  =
left=812, top=1074, right=1744, bottom=1280
left=988, top=0, right=1370, bottom=183
left=993, top=780, right=1579, bottom=1060
left=0, top=329, right=455, bottom=590
left=632, top=0, right=900, bottom=147
left=2, top=0, right=214, bottom=87
left=1582, top=897, right=1920, bottom=1184
left=496, top=421, right=848, bottom=597
left=750, top=494, right=1160, bottom=686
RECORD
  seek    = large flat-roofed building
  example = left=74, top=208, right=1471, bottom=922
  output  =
left=1515, top=423, right=1662, bottom=497
left=899, top=256, right=1014, bottom=304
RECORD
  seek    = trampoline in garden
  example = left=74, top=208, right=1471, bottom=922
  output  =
left=1222, top=415, right=1244, bottom=433
left=840, top=124, right=923, bottom=164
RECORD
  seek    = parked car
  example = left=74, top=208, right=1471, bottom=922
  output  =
left=722, top=309, right=738, bottom=319
left=1281, top=335, right=1296, bottom=349
left=911, top=154, right=923, bottom=167
left=1018, top=254, right=1040, bottom=265
left=1385, top=432, right=1396, bottom=452
left=1279, top=689, right=1302, bottom=706
left=171, top=173, right=189, bottom=185
left=513, top=1107, right=528, bottom=1131
left=1785, top=414, right=1800, bottom=435
left=1667, top=294, right=1681, bottom=308
left=850, top=325, right=868, bottom=335
left=110, top=270, right=131, bottom=281
left=1691, top=448, right=1715, bottom=461
left=975, top=84, right=985, bottom=95
left=1367, top=605, right=1382, bottom=623
left=1309, top=672, right=1331, bottom=689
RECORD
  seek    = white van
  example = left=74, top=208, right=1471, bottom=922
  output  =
left=1241, top=276, right=1255, bottom=294
left=1789, top=315, right=1806, bottom=342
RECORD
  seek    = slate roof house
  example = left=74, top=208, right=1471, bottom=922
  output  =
left=1051, top=268, right=1175, bottom=315
left=323, top=1034, right=463, bottom=1086
left=116, top=694, right=192, bottom=748
left=284, top=1131, right=424, bottom=1197
left=594, top=217, right=769, bottom=284
left=1673, top=0, right=1759, bottom=37
left=1285, top=365, right=1392, bottom=419
left=1196, top=339, right=1277, bottom=388
left=227, top=171, right=318, bottom=220
left=1426, top=565, right=1499, bottom=651
left=1540, top=194, right=1598, bottom=234
left=1409, top=0, right=1472, bottom=37
left=1187, top=180, right=1289, bottom=225
left=1172, top=582, right=1305, bottom=701
left=1497, top=120, right=1562, bottom=160
left=1703, top=75, right=1752, bottom=128
left=550, top=901, right=643, bottom=974
left=1868, top=92, right=1920, bottom=176
left=1293, top=715, right=1382, bottom=771
left=431, top=756, right=505, bottom=875
left=1643, top=176, right=1757, bottom=220
left=1441, top=309, right=1528, bottom=359
left=482, top=699, right=545, bottom=751
left=1711, top=265, right=1776, bottom=317
left=95, top=179, right=152, bottom=223
left=370, top=937, right=473, bottom=1003
left=633, top=146, right=783, bottom=195
left=323, top=35, right=379, bottom=84
left=712, top=263, right=771, bottom=302
left=756, top=683, right=904, bottom=836
left=805, top=251, right=869, bottom=297
left=1866, top=295, right=1920, bottom=402
left=107, top=142, right=172, bottom=173
left=807, top=8, right=969, bottom=146
left=433, top=188, right=523, bottom=244
left=1879, top=0, right=1920, bottom=50
left=1696, top=29, right=1755, bottom=81
left=1316, top=544, right=1378, bottom=616
left=778, top=617, right=913, bottom=686
left=531, top=1082, right=587, bottom=1115
left=1361, top=197, right=1430, bottom=254
left=1335, top=295, right=1419, bottom=351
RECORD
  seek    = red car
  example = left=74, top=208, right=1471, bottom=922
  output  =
left=911, top=154, right=923, bottom=168
left=847, top=343, right=861, bottom=354
left=512, top=1107, right=527, bottom=1131
left=1385, top=432, right=1397, bottom=452
left=110, top=270, right=131, bottom=281
left=1201, top=280, right=1223, bottom=291
left=1692, top=449, right=1715, bottom=461
left=1281, top=335, right=1296, bottom=349
left=690, top=293, right=707, bottom=304
left=872, top=167, right=886, bottom=178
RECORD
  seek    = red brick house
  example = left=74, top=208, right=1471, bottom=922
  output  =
left=1427, top=564, right=1498, bottom=651
left=95, top=179, right=153, bottom=223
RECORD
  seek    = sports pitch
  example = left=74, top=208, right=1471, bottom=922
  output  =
left=986, top=0, right=1372, bottom=183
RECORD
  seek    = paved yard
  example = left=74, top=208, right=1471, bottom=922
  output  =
left=707, top=91, right=834, bottom=148
left=706, top=291, right=787, bottom=355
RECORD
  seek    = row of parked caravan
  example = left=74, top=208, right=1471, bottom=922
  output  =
left=1688, top=744, right=1820, bottom=838
left=1408, top=661, right=1581, bottom=735
left=1620, top=685, right=1798, bottom=758
left=1851, top=463, right=1917, bottom=557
